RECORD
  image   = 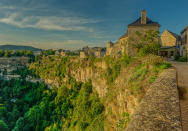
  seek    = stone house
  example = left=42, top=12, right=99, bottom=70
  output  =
left=106, top=41, right=114, bottom=56
left=94, top=49, right=106, bottom=58
left=127, top=10, right=160, bottom=56
left=159, top=30, right=181, bottom=58
left=180, top=26, right=188, bottom=57
left=55, top=50, right=60, bottom=56
left=80, top=47, right=105, bottom=58
left=33, top=51, right=42, bottom=56
left=61, top=51, right=67, bottom=56
left=80, top=51, right=88, bottom=58
left=106, top=10, right=160, bottom=57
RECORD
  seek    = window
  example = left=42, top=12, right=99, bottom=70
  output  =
left=170, top=51, right=174, bottom=56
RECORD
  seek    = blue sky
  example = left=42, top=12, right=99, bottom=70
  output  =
left=0, top=0, right=187, bottom=49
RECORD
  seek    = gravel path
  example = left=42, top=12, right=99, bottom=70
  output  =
left=171, top=61, right=188, bottom=131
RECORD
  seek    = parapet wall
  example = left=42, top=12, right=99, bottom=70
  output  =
left=126, top=68, right=182, bottom=131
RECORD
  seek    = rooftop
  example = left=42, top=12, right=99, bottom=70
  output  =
left=180, top=26, right=188, bottom=34
left=128, top=17, right=160, bottom=27
left=166, top=30, right=181, bottom=40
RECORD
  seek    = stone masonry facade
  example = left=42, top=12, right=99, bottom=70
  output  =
left=106, top=10, right=160, bottom=57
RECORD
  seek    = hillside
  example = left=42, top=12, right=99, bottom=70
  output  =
left=28, top=54, right=171, bottom=130
left=0, top=45, right=41, bottom=51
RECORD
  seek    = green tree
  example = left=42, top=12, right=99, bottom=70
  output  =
left=130, top=30, right=160, bottom=56
left=0, top=120, right=9, bottom=131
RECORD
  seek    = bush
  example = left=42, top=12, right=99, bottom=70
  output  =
left=178, top=56, right=187, bottom=62
left=105, top=55, right=132, bottom=85
left=138, top=43, right=160, bottom=57
left=0, top=120, right=9, bottom=131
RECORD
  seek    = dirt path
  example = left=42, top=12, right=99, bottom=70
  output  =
left=170, top=61, right=188, bottom=131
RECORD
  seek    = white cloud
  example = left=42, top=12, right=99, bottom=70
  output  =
left=0, top=12, right=97, bottom=32
left=0, top=35, right=90, bottom=49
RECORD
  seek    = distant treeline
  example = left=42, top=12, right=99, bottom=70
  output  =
left=0, top=50, right=34, bottom=57
left=0, top=49, right=79, bottom=58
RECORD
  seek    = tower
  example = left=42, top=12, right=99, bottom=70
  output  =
left=141, top=10, right=146, bottom=24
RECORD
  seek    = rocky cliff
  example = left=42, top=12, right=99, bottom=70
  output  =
left=29, top=55, right=172, bottom=130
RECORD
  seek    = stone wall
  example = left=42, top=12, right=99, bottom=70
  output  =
left=0, top=57, right=29, bottom=65
left=160, top=30, right=177, bottom=47
left=128, top=26, right=159, bottom=39
left=126, top=68, right=182, bottom=131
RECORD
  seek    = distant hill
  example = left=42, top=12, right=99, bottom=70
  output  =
left=0, top=45, right=42, bottom=51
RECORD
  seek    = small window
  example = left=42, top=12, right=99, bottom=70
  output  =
left=170, top=51, right=174, bottom=56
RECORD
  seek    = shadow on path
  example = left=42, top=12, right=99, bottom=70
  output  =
left=170, top=61, right=188, bottom=131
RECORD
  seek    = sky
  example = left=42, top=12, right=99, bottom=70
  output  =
left=0, top=0, right=187, bottom=50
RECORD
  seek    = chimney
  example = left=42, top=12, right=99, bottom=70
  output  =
left=141, top=10, right=146, bottom=24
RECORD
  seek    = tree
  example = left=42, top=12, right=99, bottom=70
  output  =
left=0, top=120, right=9, bottom=131
left=129, top=30, right=160, bottom=56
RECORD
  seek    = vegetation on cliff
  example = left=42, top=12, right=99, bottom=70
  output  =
left=28, top=53, right=170, bottom=130
left=0, top=76, right=104, bottom=131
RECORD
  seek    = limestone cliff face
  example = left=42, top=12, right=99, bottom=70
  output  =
left=70, top=64, right=107, bottom=97
left=29, top=55, right=170, bottom=130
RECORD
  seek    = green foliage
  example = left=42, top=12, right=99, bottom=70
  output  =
left=55, top=57, right=70, bottom=79
left=149, top=76, right=157, bottom=84
left=0, top=76, right=104, bottom=131
left=131, top=30, right=161, bottom=56
left=0, top=120, right=9, bottom=131
left=42, top=49, right=55, bottom=56
left=0, top=50, right=34, bottom=57
left=116, top=112, right=130, bottom=130
left=177, top=56, right=187, bottom=62
left=13, top=67, right=38, bottom=79
left=138, top=43, right=160, bottom=56
left=154, top=62, right=172, bottom=73
left=130, top=66, right=148, bottom=82
left=105, top=54, right=132, bottom=85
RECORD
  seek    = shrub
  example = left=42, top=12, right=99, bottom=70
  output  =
left=138, top=43, right=160, bottom=57
left=178, top=56, right=187, bottom=62
left=105, top=54, right=132, bottom=85
left=0, top=120, right=9, bottom=131
left=149, top=76, right=157, bottom=84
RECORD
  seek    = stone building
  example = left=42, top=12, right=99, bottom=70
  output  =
left=80, top=47, right=105, bottom=58
left=61, top=51, right=66, bottom=56
left=180, top=26, right=188, bottom=57
left=33, top=51, right=42, bottom=56
left=94, top=49, right=106, bottom=58
left=55, top=50, right=60, bottom=56
left=80, top=51, right=88, bottom=58
left=127, top=10, right=160, bottom=56
left=159, top=30, right=181, bottom=58
left=106, top=41, right=114, bottom=55
left=106, top=10, right=160, bottom=57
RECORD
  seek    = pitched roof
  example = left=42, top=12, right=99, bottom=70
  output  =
left=128, top=17, right=160, bottom=27
left=119, top=32, right=128, bottom=39
left=180, top=26, right=188, bottom=34
left=167, top=30, right=181, bottom=40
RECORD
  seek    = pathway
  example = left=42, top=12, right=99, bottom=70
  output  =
left=170, top=61, right=188, bottom=131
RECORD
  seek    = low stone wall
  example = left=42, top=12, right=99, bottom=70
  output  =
left=126, top=68, right=182, bottom=131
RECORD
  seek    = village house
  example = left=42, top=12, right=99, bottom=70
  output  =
left=33, top=51, right=42, bottom=56
left=159, top=30, right=181, bottom=59
left=61, top=51, right=66, bottom=56
left=180, top=26, right=188, bottom=57
left=80, top=51, right=88, bottom=58
left=79, top=46, right=105, bottom=58
left=106, top=10, right=160, bottom=57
